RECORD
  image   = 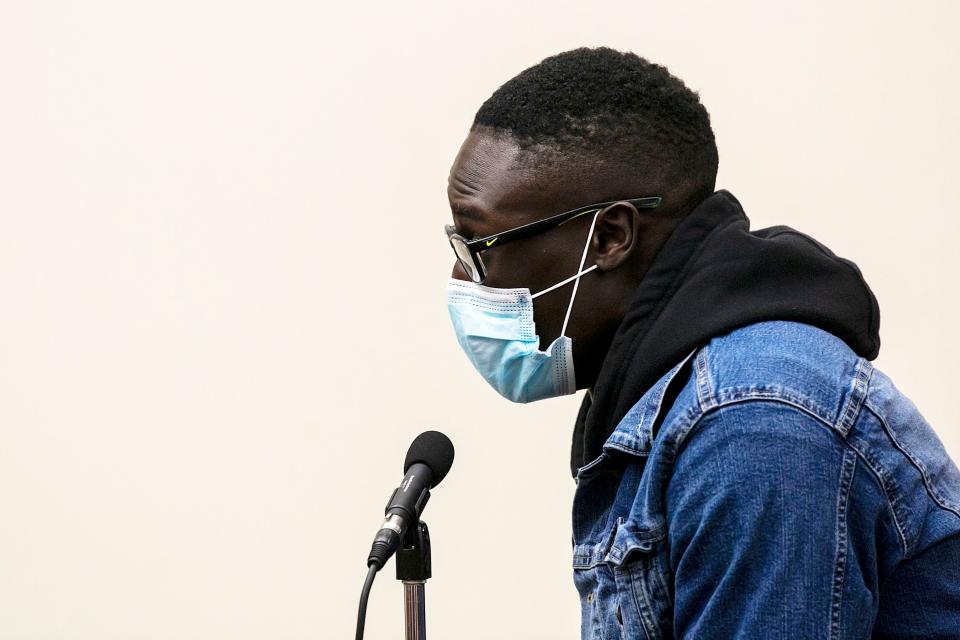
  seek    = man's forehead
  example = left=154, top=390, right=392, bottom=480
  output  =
left=447, top=130, right=564, bottom=222
left=448, top=131, right=523, bottom=184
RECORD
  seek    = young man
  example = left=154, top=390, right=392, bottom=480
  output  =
left=444, top=47, right=960, bottom=638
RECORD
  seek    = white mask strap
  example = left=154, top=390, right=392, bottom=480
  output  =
left=530, top=264, right=598, bottom=300
left=529, top=210, right=601, bottom=339
left=562, top=210, right=600, bottom=336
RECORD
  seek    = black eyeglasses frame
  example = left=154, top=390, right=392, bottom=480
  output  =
left=445, top=196, right=663, bottom=284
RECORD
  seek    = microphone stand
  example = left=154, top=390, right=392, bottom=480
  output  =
left=396, top=520, right=431, bottom=640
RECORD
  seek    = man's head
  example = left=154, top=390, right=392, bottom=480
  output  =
left=447, top=46, right=718, bottom=389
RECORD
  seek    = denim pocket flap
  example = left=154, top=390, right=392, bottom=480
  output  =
left=605, top=518, right=666, bottom=566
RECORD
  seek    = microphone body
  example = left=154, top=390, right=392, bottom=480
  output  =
left=368, top=462, right=433, bottom=569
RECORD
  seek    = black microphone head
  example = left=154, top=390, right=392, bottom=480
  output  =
left=404, top=430, right=455, bottom=487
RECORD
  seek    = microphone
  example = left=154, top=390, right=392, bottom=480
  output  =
left=367, top=431, right=455, bottom=570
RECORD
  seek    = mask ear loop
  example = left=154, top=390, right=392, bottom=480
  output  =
left=530, top=264, right=598, bottom=300
left=560, top=210, right=601, bottom=337
left=529, top=209, right=601, bottom=303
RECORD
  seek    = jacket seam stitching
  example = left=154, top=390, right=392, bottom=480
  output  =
left=694, top=346, right=715, bottom=411
left=711, top=388, right=835, bottom=429
left=844, top=440, right=910, bottom=557
left=863, top=399, right=960, bottom=519
left=829, top=447, right=857, bottom=640
left=835, top=359, right=873, bottom=436
left=623, top=562, right=661, bottom=640
left=674, top=395, right=840, bottom=454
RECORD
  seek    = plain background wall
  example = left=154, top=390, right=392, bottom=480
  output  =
left=1, top=1, right=957, bottom=638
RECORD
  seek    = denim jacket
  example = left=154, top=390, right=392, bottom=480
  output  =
left=572, top=320, right=960, bottom=639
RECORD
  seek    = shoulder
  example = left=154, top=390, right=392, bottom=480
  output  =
left=654, top=321, right=879, bottom=539
left=650, top=320, right=869, bottom=456
left=697, top=320, right=863, bottom=425
left=661, top=321, right=869, bottom=522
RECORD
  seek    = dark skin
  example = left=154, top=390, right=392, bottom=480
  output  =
left=447, top=127, right=684, bottom=389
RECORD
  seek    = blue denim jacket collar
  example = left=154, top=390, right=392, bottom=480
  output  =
left=599, top=346, right=700, bottom=460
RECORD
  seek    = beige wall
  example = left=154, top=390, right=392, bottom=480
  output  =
left=1, top=1, right=957, bottom=638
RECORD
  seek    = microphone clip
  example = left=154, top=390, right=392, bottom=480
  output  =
left=396, top=519, right=431, bottom=582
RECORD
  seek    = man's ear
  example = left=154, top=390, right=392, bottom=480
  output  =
left=591, top=202, right=641, bottom=271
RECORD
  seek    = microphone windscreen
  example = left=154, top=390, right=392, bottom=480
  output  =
left=404, top=430, right=455, bottom=487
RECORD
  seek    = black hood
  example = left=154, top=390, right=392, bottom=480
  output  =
left=571, top=189, right=881, bottom=475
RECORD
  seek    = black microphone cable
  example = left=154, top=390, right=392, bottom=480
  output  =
left=355, top=564, right=378, bottom=640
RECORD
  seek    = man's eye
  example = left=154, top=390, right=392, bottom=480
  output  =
left=456, top=226, right=479, bottom=241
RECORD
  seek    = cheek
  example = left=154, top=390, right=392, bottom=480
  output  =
left=531, top=244, right=584, bottom=292
left=484, top=237, right=578, bottom=291
left=477, top=246, right=525, bottom=288
left=530, top=288, right=568, bottom=350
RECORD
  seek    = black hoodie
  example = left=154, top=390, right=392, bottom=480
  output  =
left=571, top=189, right=881, bottom=476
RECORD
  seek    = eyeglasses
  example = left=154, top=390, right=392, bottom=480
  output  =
left=445, top=196, right=663, bottom=284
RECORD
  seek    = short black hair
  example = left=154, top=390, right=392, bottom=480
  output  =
left=472, top=46, right=719, bottom=216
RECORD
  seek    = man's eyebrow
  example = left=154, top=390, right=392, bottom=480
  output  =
left=450, top=202, right=484, bottom=221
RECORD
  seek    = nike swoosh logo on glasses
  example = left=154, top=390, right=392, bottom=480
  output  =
left=485, top=238, right=498, bottom=247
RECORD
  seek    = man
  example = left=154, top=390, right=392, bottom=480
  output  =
left=444, top=47, right=960, bottom=638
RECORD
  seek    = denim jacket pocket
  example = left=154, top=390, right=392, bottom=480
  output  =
left=606, top=519, right=674, bottom=640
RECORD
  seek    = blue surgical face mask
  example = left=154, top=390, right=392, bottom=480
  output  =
left=446, top=211, right=599, bottom=403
